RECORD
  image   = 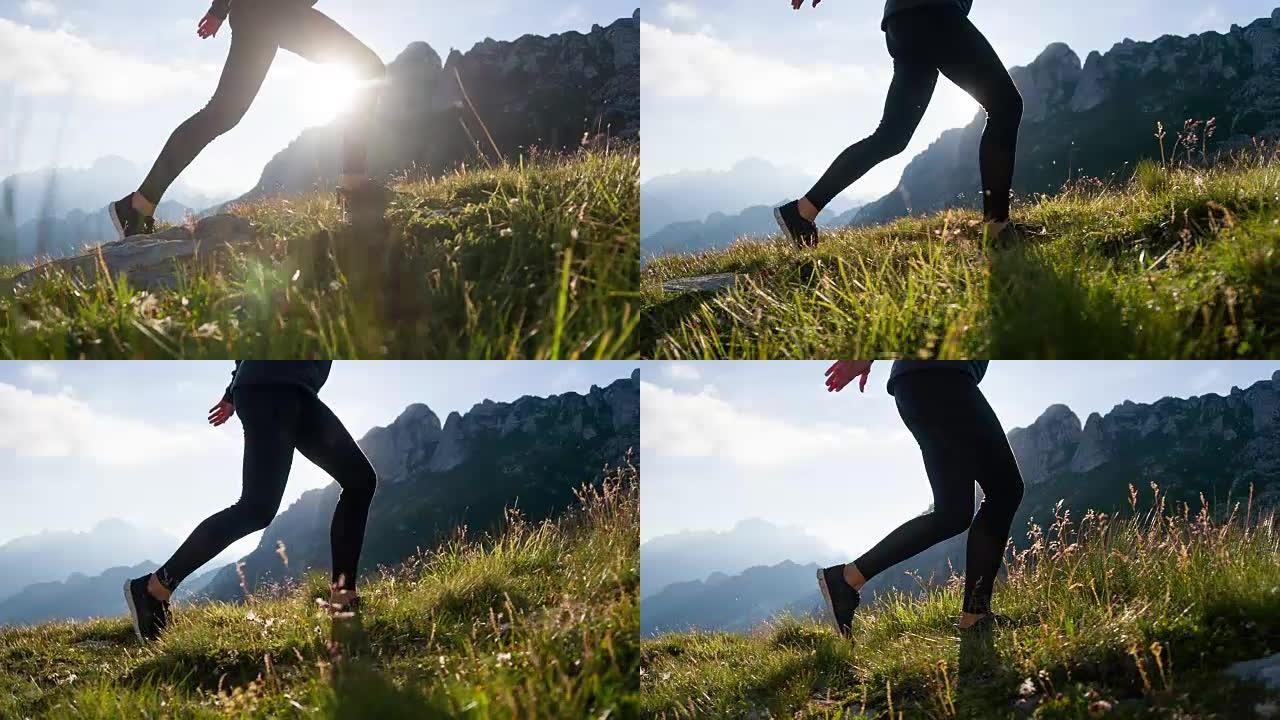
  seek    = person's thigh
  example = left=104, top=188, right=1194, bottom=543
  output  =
left=932, top=15, right=1019, bottom=112
left=293, top=394, right=371, bottom=484
left=233, top=387, right=301, bottom=512
left=896, top=375, right=981, bottom=510
left=274, top=5, right=379, bottom=69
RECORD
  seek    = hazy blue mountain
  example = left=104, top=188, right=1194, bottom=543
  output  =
left=641, top=201, right=863, bottom=260
left=640, top=518, right=842, bottom=599
left=0, top=563, right=153, bottom=626
left=641, top=560, right=821, bottom=636
left=0, top=520, right=179, bottom=604
left=641, top=158, right=865, bottom=239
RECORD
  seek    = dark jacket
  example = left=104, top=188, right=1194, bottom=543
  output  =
left=207, top=0, right=318, bottom=21
left=886, top=360, right=989, bottom=396
left=221, top=361, right=333, bottom=403
left=882, top=0, right=973, bottom=29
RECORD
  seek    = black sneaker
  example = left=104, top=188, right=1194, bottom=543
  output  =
left=123, top=575, right=170, bottom=642
left=817, top=564, right=860, bottom=637
left=108, top=195, right=155, bottom=240
left=774, top=200, right=819, bottom=248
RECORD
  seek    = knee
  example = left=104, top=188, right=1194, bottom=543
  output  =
left=348, top=460, right=378, bottom=499
left=236, top=500, right=279, bottom=532
left=357, top=49, right=386, bottom=83
left=873, top=127, right=914, bottom=158
left=199, top=101, right=251, bottom=137
left=934, top=505, right=974, bottom=538
left=988, top=88, right=1023, bottom=126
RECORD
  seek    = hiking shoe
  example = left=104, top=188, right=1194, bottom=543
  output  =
left=774, top=200, right=819, bottom=248
left=108, top=195, right=155, bottom=240
left=817, top=564, right=860, bottom=637
left=123, top=575, right=170, bottom=642
left=959, top=612, right=1012, bottom=634
left=337, top=181, right=389, bottom=226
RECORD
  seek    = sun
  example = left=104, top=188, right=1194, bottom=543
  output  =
left=293, top=63, right=362, bottom=127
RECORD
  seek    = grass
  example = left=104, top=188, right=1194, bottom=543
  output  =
left=0, top=462, right=639, bottom=719
left=641, top=147, right=1280, bottom=359
left=0, top=148, right=639, bottom=359
left=641, top=488, right=1280, bottom=719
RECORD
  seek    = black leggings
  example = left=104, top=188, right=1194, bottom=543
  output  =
left=806, top=7, right=1023, bottom=222
left=854, top=371, right=1024, bottom=614
left=138, top=2, right=385, bottom=205
left=157, top=385, right=377, bottom=592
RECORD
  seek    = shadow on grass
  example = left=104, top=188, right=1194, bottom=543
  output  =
left=985, top=243, right=1139, bottom=358
left=329, top=611, right=453, bottom=720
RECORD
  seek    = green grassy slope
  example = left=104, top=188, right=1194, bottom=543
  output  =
left=0, top=149, right=639, bottom=359
left=642, top=152, right=1280, bottom=359
left=0, top=464, right=639, bottom=719
left=642, top=493, right=1280, bottom=719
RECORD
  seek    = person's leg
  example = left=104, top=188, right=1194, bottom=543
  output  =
left=958, top=386, right=1024, bottom=619
left=273, top=6, right=387, bottom=190
left=848, top=374, right=977, bottom=588
left=292, top=393, right=378, bottom=596
left=136, top=29, right=278, bottom=213
left=151, top=387, right=299, bottom=598
left=933, top=17, right=1024, bottom=225
left=801, top=59, right=939, bottom=218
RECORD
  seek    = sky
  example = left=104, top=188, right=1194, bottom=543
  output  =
left=0, top=0, right=639, bottom=198
left=0, top=360, right=637, bottom=564
left=640, top=361, right=1280, bottom=557
left=640, top=0, right=1278, bottom=198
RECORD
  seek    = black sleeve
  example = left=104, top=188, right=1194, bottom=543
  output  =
left=223, top=360, right=242, bottom=404
left=208, top=0, right=231, bottom=20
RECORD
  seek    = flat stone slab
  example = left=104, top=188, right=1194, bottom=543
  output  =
left=1228, top=652, right=1280, bottom=689
left=662, top=273, right=737, bottom=294
left=3, top=214, right=256, bottom=294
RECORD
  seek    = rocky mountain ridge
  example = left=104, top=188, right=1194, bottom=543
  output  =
left=855, top=8, right=1280, bottom=225
left=241, top=11, right=640, bottom=201
left=202, top=370, right=640, bottom=599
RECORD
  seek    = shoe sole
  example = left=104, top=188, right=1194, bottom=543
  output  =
left=815, top=568, right=840, bottom=634
left=108, top=202, right=127, bottom=241
left=773, top=207, right=795, bottom=245
left=123, top=580, right=145, bottom=642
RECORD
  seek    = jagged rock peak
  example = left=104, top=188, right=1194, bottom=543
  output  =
left=1007, top=404, right=1083, bottom=485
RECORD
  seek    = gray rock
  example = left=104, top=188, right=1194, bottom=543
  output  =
left=1007, top=404, right=1082, bottom=485
left=1228, top=653, right=1280, bottom=690
left=662, top=273, right=738, bottom=294
left=2, top=215, right=255, bottom=294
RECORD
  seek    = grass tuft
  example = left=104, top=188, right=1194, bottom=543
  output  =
left=0, top=148, right=639, bottom=359
left=0, top=463, right=640, bottom=719
left=641, top=490, right=1280, bottom=718
left=642, top=147, right=1280, bottom=359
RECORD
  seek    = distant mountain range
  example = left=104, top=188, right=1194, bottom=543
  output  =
left=640, top=202, right=864, bottom=260
left=640, top=517, right=841, bottom=599
left=642, top=370, right=1280, bottom=636
left=854, top=9, right=1280, bottom=226
left=0, top=156, right=226, bottom=263
left=0, top=561, right=219, bottom=627
left=201, top=370, right=641, bottom=600
left=641, top=158, right=865, bottom=240
left=0, top=519, right=179, bottom=605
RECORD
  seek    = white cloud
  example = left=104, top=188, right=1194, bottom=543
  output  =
left=662, top=2, right=698, bottom=22
left=641, top=381, right=886, bottom=466
left=20, top=0, right=56, bottom=19
left=640, top=21, right=882, bottom=106
left=0, top=382, right=213, bottom=466
left=0, top=18, right=211, bottom=104
left=22, top=363, right=58, bottom=384
left=662, top=363, right=702, bottom=382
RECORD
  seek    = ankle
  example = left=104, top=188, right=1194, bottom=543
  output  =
left=338, top=174, right=368, bottom=191
left=958, top=611, right=986, bottom=629
left=798, top=197, right=820, bottom=223
left=147, top=574, right=172, bottom=602
left=131, top=192, right=156, bottom=218
left=841, top=563, right=866, bottom=591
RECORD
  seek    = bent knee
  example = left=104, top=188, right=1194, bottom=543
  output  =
left=933, top=508, right=973, bottom=538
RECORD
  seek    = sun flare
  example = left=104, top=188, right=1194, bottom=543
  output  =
left=293, top=63, right=362, bottom=127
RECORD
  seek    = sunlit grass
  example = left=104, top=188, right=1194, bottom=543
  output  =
left=0, top=148, right=639, bottom=359
left=642, top=486, right=1280, bottom=718
left=642, top=148, right=1280, bottom=359
left=0, top=463, right=640, bottom=719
